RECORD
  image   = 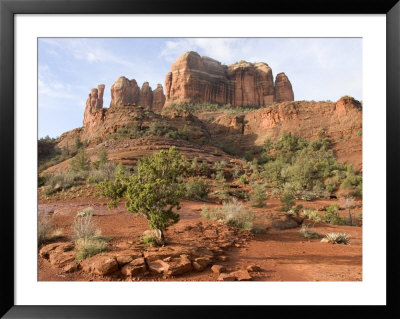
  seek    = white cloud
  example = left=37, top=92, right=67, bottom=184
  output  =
left=41, top=38, right=136, bottom=68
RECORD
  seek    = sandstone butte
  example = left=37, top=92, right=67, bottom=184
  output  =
left=48, top=51, right=361, bottom=176
left=164, top=51, right=294, bottom=107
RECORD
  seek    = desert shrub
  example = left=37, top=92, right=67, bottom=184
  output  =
left=231, top=189, right=250, bottom=201
left=322, top=204, right=345, bottom=225
left=71, top=212, right=97, bottom=241
left=340, top=166, right=362, bottom=198
left=289, top=204, right=303, bottom=216
left=75, top=237, right=108, bottom=261
left=70, top=149, right=91, bottom=172
left=232, top=164, right=242, bottom=179
left=250, top=183, right=268, bottom=208
left=301, top=209, right=322, bottom=223
left=185, top=177, right=210, bottom=201
left=356, top=130, right=362, bottom=137
left=43, top=171, right=78, bottom=194
left=213, top=160, right=227, bottom=171
left=140, top=229, right=163, bottom=247
left=212, top=170, right=230, bottom=202
left=324, top=232, right=350, bottom=245
left=258, top=133, right=361, bottom=196
left=202, top=199, right=255, bottom=231
left=280, top=191, right=296, bottom=212
left=87, top=162, right=117, bottom=185
left=97, top=163, right=128, bottom=209
left=38, top=211, right=53, bottom=247
left=299, top=224, right=319, bottom=239
left=123, top=147, right=187, bottom=242
left=76, top=207, right=94, bottom=218
left=238, top=174, right=249, bottom=185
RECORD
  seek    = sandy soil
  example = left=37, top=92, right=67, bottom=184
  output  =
left=38, top=193, right=362, bottom=282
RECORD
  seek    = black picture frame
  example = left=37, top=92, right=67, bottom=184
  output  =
left=1, top=0, right=399, bottom=318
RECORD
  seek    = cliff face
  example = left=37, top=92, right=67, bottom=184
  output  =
left=164, top=51, right=294, bottom=108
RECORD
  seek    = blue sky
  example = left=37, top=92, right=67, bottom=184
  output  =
left=38, top=38, right=362, bottom=138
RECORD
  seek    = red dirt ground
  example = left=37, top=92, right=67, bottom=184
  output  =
left=38, top=193, right=362, bottom=282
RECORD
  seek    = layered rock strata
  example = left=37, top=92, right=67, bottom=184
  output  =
left=164, top=51, right=294, bottom=107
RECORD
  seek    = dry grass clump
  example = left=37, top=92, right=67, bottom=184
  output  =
left=38, top=211, right=53, bottom=247
left=71, top=207, right=109, bottom=260
left=201, top=198, right=255, bottom=231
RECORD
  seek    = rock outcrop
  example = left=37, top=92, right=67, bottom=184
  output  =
left=275, top=72, right=294, bottom=103
left=108, top=77, right=166, bottom=111
left=164, top=51, right=294, bottom=108
left=110, top=76, right=140, bottom=107
left=152, top=84, right=166, bottom=111
left=138, top=82, right=153, bottom=108
left=83, top=84, right=105, bottom=128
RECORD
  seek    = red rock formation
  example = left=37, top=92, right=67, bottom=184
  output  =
left=152, top=84, right=166, bottom=111
left=110, top=76, right=140, bottom=107
left=227, top=61, right=275, bottom=107
left=138, top=82, right=153, bottom=108
left=275, top=73, right=294, bottom=103
left=164, top=51, right=294, bottom=108
left=83, top=84, right=105, bottom=127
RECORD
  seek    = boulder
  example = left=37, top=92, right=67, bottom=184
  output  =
left=217, top=273, right=236, bottom=281
left=81, top=256, right=119, bottom=276
left=121, top=258, right=147, bottom=276
left=165, top=255, right=192, bottom=276
left=230, top=269, right=252, bottom=281
left=49, top=252, right=75, bottom=268
left=211, top=264, right=226, bottom=274
left=39, top=242, right=74, bottom=259
left=147, top=259, right=169, bottom=274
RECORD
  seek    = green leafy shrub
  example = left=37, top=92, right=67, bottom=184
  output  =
left=97, top=163, right=128, bottom=209
left=238, top=174, right=249, bottom=185
left=324, top=232, right=350, bottom=245
left=322, top=204, right=345, bottom=225
left=301, top=209, right=322, bottom=223
left=123, top=147, right=187, bottom=242
left=185, top=177, right=210, bottom=201
left=70, top=149, right=91, bottom=172
left=250, top=183, right=268, bottom=208
left=280, top=191, right=296, bottom=212
left=299, top=224, right=319, bottom=239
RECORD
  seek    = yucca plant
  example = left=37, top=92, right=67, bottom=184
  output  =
left=325, top=232, right=350, bottom=245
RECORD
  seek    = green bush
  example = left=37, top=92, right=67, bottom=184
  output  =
left=299, top=224, right=319, bottom=239
left=301, top=209, right=321, bottom=223
left=238, top=174, right=249, bottom=185
left=122, top=147, right=188, bottom=242
left=250, top=183, right=268, bottom=208
left=97, top=163, right=128, bottom=209
left=185, top=177, right=210, bottom=201
left=70, top=149, right=91, bottom=172
left=280, top=191, right=296, bottom=212
left=322, top=204, right=345, bottom=225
